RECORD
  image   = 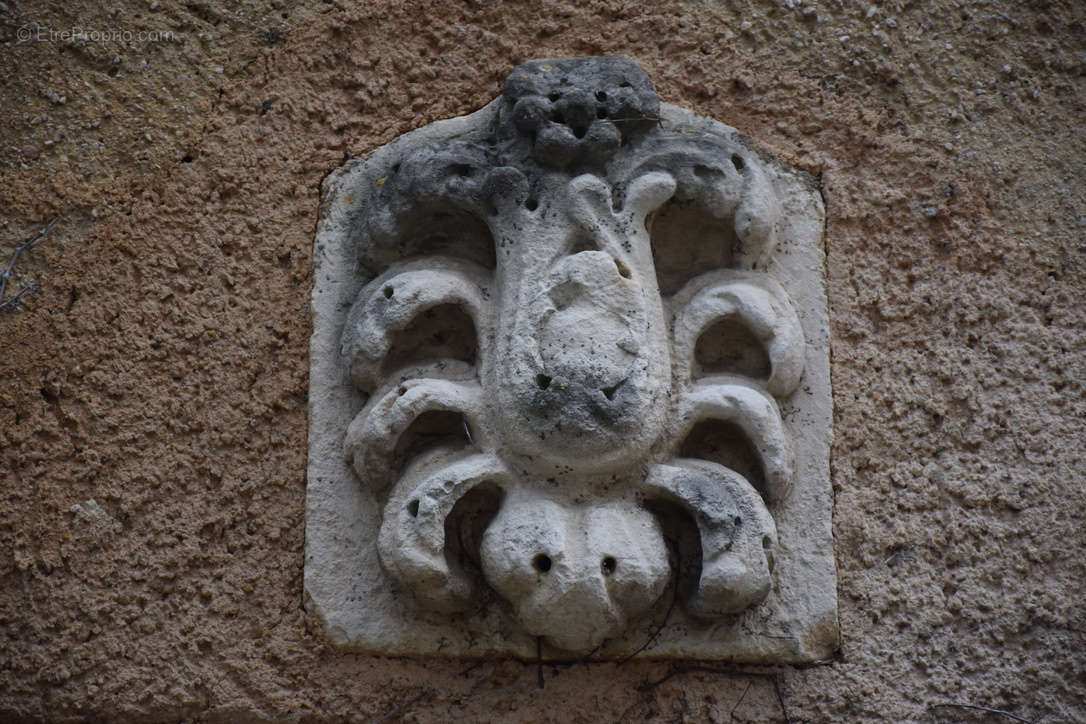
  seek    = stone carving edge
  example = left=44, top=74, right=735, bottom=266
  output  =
left=306, top=86, right=838, bottom=662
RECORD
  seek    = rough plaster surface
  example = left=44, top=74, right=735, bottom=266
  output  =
left=0, top=0, right=1083, bottom=721
left=307, top=57, right=835, bottom=660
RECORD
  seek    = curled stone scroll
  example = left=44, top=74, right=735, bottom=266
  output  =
left=306, top=56, right=838, bottom=661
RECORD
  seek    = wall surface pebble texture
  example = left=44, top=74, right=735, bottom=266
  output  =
left=0, top=0, right=1083, bottom=722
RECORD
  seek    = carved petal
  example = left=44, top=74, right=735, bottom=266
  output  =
left=624, top=171, right=678, bottom=226
left=671, top=270, right=805, bottom=396
left=378, top=453, right=510, bottom=613
left=643, top=460, right=777, bottom=619
left=567, top=175, right=624, bottom=252
left=363, top=141, right=522, bottom=250
left=567, top=173, right=675, bottom=274
left=609, top=133, right=783, bottom=269
left=480, top=488, right=669, bottom=653
left=731, top=161, right=781, bottom=270
left=569, top=172, right=676, bottom=227
left=341, top=258, right=493, bottom=392
left=677, top=382, right=795, bottom=503
left=343, top=378, right=488, bottom=496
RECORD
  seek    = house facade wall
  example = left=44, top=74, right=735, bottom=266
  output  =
left=1, top=0, right=1083, bottom=721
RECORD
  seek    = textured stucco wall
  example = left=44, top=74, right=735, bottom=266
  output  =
left=1, top=1, right=1083, bottom=721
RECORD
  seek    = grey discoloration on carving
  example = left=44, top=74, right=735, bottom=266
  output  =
left=307, top=56, right=837, bottom=660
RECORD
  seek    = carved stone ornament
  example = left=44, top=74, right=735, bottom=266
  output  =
left=307, top=56, right=837, bottom=661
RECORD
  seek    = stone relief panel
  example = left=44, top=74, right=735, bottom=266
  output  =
left=307, top=56, right=837, bottom=661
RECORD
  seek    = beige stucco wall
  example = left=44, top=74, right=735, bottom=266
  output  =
left=1, top=1, right=1083, bottom=721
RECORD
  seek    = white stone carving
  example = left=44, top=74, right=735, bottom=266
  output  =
left=307, top=57, right=837, bottom=661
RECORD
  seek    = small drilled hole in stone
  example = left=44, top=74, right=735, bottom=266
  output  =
left=525, top=198, right=539, bottom=211
left=596, top=90, right=607, bottom=101
left=536, top=373, right=552, bottom=390
left=452, top=164, right=473, bottom=177
left=549, top=91, right=561, bottom=101
left=619, top=81, right=632, bottom=88
left=533, top=554, right=552, bottom=573
left=601, top=556, right=617, bottom=575
left=733, top=515, right=742, bottom=527
left=391, top=163, right=401, bottom=174
left=397, top=386, right=407, bottom=396
left=407, top=500, right=420, bottom=517
left=572, top=125, right=587, bottom=139
left=731, top=154, right=745, bottom=171
left=383, top=286, right=394, bottom=298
